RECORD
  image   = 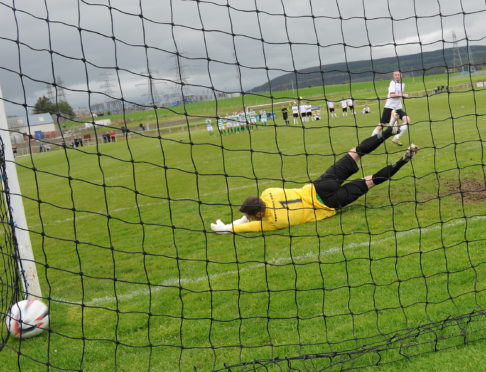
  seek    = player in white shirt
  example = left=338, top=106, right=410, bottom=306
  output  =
left=327, top=101, right=337, bottom=117
left=217, top=116, right=225, bottom=135
left=226, top=115, right=234, bottom=133
left=206, top=118, right=214, bottom=136
left=306, top=104, right=313, bottom=120
left=346, top=98, right=356, bottom=115
left=239, top=111, right=248, bottom=131
left=230, top=113, right=239, bottom=133
left=260, top=110, right=268, bottom=126
left=291, top=104, right=299, bottom=124
left=247, top=110, right=257, bottom=129
left=340, top=100, right=348, bottom=116
left=372, top=71, right=411, bottom=146
left=299, top=103, right=307, bottom=122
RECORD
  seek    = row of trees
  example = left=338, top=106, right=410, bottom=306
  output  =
left=33, top=96, right=75, bottom=119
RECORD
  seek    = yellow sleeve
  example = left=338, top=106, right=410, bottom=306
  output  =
left=232, top=220, right=277, bottom=233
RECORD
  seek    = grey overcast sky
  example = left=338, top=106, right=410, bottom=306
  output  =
left=0, top=0, right=484, bottom=115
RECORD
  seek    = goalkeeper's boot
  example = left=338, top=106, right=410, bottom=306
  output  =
left=403, top=144, right=419, bottom=162
left=392, top=138, right=403, bottom=146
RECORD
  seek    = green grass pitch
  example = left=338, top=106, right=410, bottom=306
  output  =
left=1, top=85, right=485, bottom=371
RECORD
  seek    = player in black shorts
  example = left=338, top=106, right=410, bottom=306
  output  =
left=380, top=108, right=407, bottom=127
left=281, top=106, right=290, bottom=125
left=347, top=98, right=356, bottom=115
left=372, top=71, right=411, bottom=146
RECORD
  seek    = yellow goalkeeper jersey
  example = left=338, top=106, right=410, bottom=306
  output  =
left=232, top=183, right=336, bottom=233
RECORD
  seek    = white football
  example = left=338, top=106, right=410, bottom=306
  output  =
left=5, top=299, right=49, bottom=338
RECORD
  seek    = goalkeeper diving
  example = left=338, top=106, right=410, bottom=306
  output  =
left=210, top=120, right=418, bottom=233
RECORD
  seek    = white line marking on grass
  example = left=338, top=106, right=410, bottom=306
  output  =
left=67, top=215, right=484, bottom=306
left=30, top=205, right=151, bottom=228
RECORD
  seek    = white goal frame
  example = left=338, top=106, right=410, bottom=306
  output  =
left=0, top=86, right=43, bottom=299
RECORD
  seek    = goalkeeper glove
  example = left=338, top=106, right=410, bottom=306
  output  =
left=232, top=215, right=249, bottom=226
left=210, top=219, right=232, bottom=234
left=210, top=216, right=249, bottom=234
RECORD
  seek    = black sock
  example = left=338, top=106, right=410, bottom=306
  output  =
left=356, top=128, right=393, bottom=156
left=377, top=126, right=394, bottom=140
left=371, top=158, right=407, bottom=186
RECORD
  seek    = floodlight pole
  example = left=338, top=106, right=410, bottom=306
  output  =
left=0, top=87, right=43, bottom=299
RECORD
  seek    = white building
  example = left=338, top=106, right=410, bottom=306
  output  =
left=7, top=113, right=57, bottom=143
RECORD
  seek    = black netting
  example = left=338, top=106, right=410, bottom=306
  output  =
left=0, top=0, right=485, bottom=370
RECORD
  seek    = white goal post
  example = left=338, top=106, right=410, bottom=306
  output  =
left=0, top=86, right=42, bottom=299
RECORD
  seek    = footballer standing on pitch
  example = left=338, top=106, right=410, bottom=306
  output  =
left=372, top=70, right=411, bottom=146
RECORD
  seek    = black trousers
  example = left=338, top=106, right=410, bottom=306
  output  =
left=313, top=154, right=368, bottom=209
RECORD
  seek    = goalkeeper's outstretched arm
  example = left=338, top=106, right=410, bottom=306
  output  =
left=210, top=215, right=275, bottom=233
left=210, top=196, right=272, bottom=233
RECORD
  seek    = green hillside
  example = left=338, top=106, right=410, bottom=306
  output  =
left=252, top=46, right=486, bottom=93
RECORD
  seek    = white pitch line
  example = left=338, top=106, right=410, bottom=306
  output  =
left=59, top=214, right=483, bottom=306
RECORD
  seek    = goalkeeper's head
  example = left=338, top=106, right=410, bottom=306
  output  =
left=239, top=196, right=266, bottom=221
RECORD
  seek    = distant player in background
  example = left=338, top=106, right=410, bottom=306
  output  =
left=239, top=111, right=248, bottom=131
left=305, top=103, right=313, bottom=121
left=260, top=110, right=268, bottom=126
left=299, top=102, right=307, bottom=122
left=372, top=70, right=411, bottom=146
left=327, top=101, right=337, bottom=117
left=291, top=103, right=299, bottom=124
left=248, top=110, right=257, bottom=129
left=362, top=104, right=371, bottom=114
left=217, top=115, right=225, bottom=135
left=206, top=118, right=214, bottom=136
left=341, top=100, right=348, bottom=116
left=281, top=106, right=290, bottom=125
left=347, top=98, right=356, bottom=115
left=226, top=115, right=234, bottom=133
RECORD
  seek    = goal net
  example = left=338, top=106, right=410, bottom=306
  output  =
left=0, top=0, right=485, bottom=370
